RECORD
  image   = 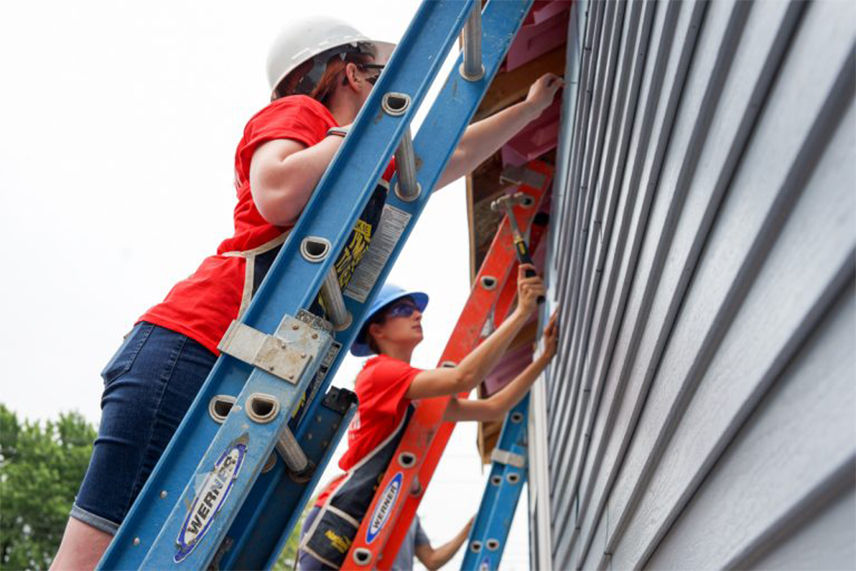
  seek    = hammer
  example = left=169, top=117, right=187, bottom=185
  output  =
left=491, top=192, right=545, bottom=304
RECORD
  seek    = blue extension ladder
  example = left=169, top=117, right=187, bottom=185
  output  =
left=461, top=395, right=531, bottom=571
left=98, top=0, right=534, bottom=568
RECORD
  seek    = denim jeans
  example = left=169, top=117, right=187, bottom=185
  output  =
left=70, top=322, right=216, bottom=534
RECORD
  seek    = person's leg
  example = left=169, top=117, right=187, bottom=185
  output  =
left=51, top=323, right=216, bottom=569
left=50, top=518, right=113, bottom=571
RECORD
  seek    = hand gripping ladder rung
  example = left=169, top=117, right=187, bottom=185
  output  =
left=345, top=159, right=554, bottom=570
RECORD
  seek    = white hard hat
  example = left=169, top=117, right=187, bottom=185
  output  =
left=266, top=16, right=395, bottom=99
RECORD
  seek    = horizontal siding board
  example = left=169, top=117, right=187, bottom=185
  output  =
left=564, top=0, right=658, bottom=513
left=550, top=0, right=618, bottom=465
left=572, top=1, right=709, bottom=566
left=534, top=1, right=855, bottom=569
left=550, top=0, right=638, bottom=505
left=645, top=286, right=856, bottom=569
left=611, top=91, right=856, bottom=569
left=551, top=0, right=675, bottom=543
left=599, top=0, right=855, bottom=564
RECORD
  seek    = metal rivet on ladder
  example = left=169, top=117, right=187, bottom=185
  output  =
left=440, top=360, right=457, bottom=368
left=470, top=541, right=483, bottom=553
left=208, top=395, right=236, bottom=423
left=480, top=275, right=497, bottom=290
left=490, top=475, right=502, bottom=486
left=246, top=394, right=280, bottom=424
left=133, top=537, right=141, bottom=546
left=510, top=412, right=524, bottom=423
left=460, top=5, right=485, bottom=81
left=521, top=194, right=535, bottom=208
left=487, top=539, right=500, bottom=551
left=381, top=92, right=410, bottom=116
left=159, top=490, right=168, bottom=499
left=320, top=267, right=353, bottom=330
left=398, top=452, right=416, bottom=468
left=354, top=547, right=373, bottom=565
left=393, top=126, right=422, bottom=202
left=300, top=236, right=331, bottom=262
left=507, top=472, right=521, bottom=485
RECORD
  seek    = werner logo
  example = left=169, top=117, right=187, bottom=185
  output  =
left=174, top=439, right=247, bottom=563
left=366, top=472, right=403, bottom=544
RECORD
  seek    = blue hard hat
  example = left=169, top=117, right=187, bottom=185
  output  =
left=350, top=283, right=429, bottom=357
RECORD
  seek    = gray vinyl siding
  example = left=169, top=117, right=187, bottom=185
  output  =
left=531, top=0, right=856, bottom=569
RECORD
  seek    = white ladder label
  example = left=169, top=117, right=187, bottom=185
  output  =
left=345, top=203, right=412, bottom=303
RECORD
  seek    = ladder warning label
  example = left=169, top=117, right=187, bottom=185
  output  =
left=344, top=204, right=412, bottom=303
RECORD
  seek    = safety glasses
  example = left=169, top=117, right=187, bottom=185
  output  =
left=358, top=63, right=385, bottom=85
left=384, top=299, right=420, bottom=319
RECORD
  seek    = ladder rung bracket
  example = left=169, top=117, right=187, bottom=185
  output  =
left=490, top=448, right=526, bottom=469
left=218, top=320, right=311, bottom=384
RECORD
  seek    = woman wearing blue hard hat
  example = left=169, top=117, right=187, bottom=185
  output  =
left=299, top=267, right=558, bottom=569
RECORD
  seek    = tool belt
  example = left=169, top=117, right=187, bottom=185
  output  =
left=300, top=405, right=414, bottom=569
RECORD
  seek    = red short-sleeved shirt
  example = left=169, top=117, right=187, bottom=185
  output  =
left=315, top=355, right=422, bottom=506
left=138, top=95, right=394, bottom=354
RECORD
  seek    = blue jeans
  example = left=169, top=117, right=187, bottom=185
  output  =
left=70, top=322, right=217, bottom=534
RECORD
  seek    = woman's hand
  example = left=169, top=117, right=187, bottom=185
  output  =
left=541, top=309, right=559, bottom=360
left=524, top=73, right=564, bottom=119
left=515, top=264, right=546, bottom=317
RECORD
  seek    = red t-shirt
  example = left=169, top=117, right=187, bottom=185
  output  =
left=315, top=355, right=422, bottom=506
left=138, top=95, right=394, bottom=354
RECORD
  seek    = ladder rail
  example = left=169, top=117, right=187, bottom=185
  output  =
left=99, top=1, right=481, bottom=568
left=461, top=395, right=531, bottom=571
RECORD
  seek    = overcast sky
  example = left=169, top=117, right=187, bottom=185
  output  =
left=0, top=1, right=530, bottom=568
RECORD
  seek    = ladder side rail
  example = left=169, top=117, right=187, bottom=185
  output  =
left=99, top=1, right=478, bottom=567
left=377, top=163, right=553, bottom=569
left=461, top=395, right=530, bottom=571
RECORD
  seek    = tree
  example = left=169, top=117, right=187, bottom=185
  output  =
left=0, top=405, right=95, bottom=570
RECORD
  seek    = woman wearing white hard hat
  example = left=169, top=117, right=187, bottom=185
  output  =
left=52, top=15, right=562, bottom=570
left=298, top=272, right=558, bottom=570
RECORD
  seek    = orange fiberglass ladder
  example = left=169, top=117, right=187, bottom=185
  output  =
left=344, top=160, right=553, bottom=569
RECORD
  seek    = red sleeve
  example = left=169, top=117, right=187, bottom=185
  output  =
left=356, top=358, right=422, bottom=418
left=235, top=95, right=337, bottom=183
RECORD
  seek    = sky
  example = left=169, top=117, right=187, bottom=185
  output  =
left=0, top=1, right=530, bottom=569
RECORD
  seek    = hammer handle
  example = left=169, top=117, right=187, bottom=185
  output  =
left=514, top=237, right=545, bottom=304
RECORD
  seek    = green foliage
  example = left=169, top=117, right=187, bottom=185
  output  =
left=272, top=496, right=315, bottom=571
left=0, top=404, right=96, bottom=570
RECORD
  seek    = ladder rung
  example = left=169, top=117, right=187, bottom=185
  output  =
left=461, top=5, right=485, bottom=81
left=319, top=268, right=352, bottom=330
left=276, top=426, right=311, bottom=477
left=393, top=126, right=421, bottom=201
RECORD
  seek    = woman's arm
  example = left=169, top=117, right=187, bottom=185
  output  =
left=404, top=265, right=546, bottom=400
left=415, top=518, right=474, bottom=571
left=443, top=310, right=558, bottom=422
left=435, top=73, right=563, bottom=190
left=249, top=134, right=346, bottom=226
